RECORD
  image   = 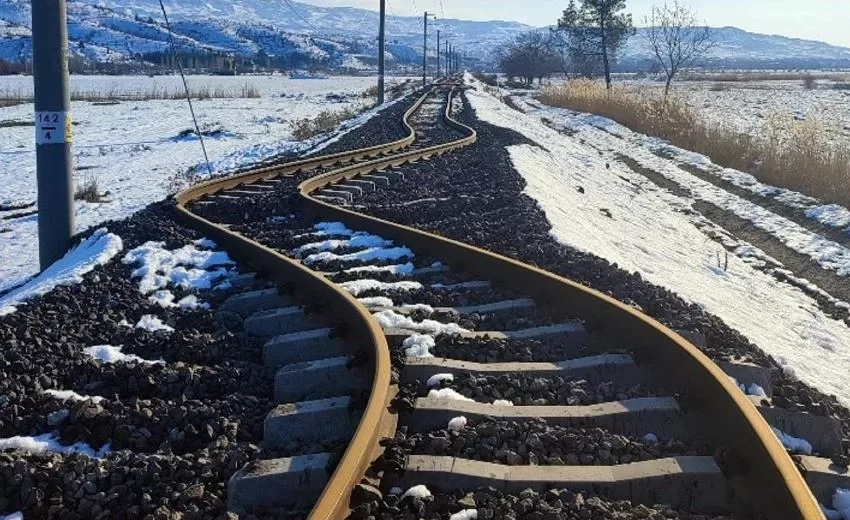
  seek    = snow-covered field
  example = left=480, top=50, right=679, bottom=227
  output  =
left=466, top=75, right=850, bottom=408
left=0, top=74, right=408, bottom=294
left=0, top=74, right=414, bottom=98
left=622, top=79, right=850, bottom=145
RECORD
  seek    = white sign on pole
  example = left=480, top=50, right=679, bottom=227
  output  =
left=35, top=111, right=71, bottom=145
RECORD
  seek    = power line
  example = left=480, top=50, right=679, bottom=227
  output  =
left=158, top=0, right=212, bottom=178
left=281, top=0, right=320, bottom=32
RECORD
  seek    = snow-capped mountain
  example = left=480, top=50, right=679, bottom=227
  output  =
left=621, top=26, right=850, bottom=70
left=0, top=0, right=529, bottom=68
left=2, top=0, right=850, bottom=70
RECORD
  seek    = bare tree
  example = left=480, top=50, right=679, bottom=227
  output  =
left=645, top=1, right=714, bottom=97
left=497, top=31, right=563, bottom=85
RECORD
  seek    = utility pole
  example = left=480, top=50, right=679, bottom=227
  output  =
left=422, top=11, right=435, bottom=85
left=436, top=30, right=440, bottom=78
left=378, top=0, right=385, bottom=104
left=32, top=0, right=74, bottom=269
left=445, top=41, right=449, bottom=76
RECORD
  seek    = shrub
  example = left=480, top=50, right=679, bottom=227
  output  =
left=538, top=79, right=850, bottom=207
left=802, top=74, right=817, bottom=90
left=74, top=174, right=105, bottom=203
left=292, top=106, right=360, bottom=141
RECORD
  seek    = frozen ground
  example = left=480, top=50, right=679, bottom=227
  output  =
left=0, top=74, right=411, bottom=293
left=466, top=75, right=850, bottom=408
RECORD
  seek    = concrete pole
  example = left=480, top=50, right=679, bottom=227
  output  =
left=32, top=0, right=74, bottom=269
left=436, top=30, right=440, bottom=79
left=422, top=12, right=428, bottom=85
left=378, top=0, right=385, bottom=104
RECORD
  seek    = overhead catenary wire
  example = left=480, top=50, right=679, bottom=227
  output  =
left=158, top=0, right=212, bottom=179
left=281, top=0, right=321, bottom=32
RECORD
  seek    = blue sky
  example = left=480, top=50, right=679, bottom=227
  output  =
left=303, top=0, right=850, bottom=47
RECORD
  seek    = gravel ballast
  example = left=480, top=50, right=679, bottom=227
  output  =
left=394, top=418, right=708, bottom=466
left=344, top=91, right=850, bottom=457
left=350, top=485, right=745, bottom=520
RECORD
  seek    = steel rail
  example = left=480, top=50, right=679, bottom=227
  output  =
left=297, top=88, right=823, bottom=520
left=175, top=88, right=432, bottom=204
left=175, top=84, right=822, bottom=519
left=173, top=87, right=444, bottom=520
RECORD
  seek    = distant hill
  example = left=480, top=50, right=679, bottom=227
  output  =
left=2, top=1, right=850, bottom=71
left=621, top=26, right=850, bottom=70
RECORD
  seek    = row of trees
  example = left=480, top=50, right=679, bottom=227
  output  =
left=497, top=0, right=714, bottom=96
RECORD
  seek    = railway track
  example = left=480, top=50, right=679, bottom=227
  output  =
left=174, top=82, right=839, bottom=519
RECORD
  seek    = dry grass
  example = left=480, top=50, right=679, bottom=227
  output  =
left=539, top=79, right=850, bottom=207
left=292, top=106, right=361, bottom=141
left=74, top=174, right=105, bottom=203
left=473, top=73, right=499, bottom=87
left=0, top=83, right=261, bottom=104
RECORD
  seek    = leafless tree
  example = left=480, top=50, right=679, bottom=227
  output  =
left=645, top=1, right=714, bottom=97
left=497, top=31, right=563, bottom=85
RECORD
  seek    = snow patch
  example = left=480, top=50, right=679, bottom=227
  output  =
left=194, top=238, right=217, bottom=249
left=358, top=296, right=395, bottom=308
left=401, top=485, right=432, bottom=500
left=399, top=303, right=436, bottom=314
left=747, top=383, right=767, bottom=397
left=313, top=222, right=354, bottom=236
left=403, top=334, right=435, bottom=359
left=44, top=389, right=104, bottom=404
left=450, top=511, right=478, bottom=520
left=304, top=246, right=413, bottom=265
left=447, top=416, right=468, bottom=432
left=426, top=373, right=454, bottom=387
left=295, top=232, right=389, bottom=254
left=122, top=241, right=235, bottom=295
left=493, top=399, right=514, bottom=406
left=340, top=279, right=422, bottom=297
left=372, top=309, right=468, bottom=335
left=0, top=433, right=110, bottom=458
left=344, top=262, right=415, bottom=276
left=135, top=315, right=173, bottom=333
left=824, top=489, right=850, bottom=520
left=428, top=388, right=474, bottom=402
left=177, top=295, right=210, bottom=310
left=83, top=345, right=163, bottom=365
left=0, top=229, right=122, bottom=315
left=772, top=427, right=813, bottom=455
left=806, top=205, right=850, bottom=229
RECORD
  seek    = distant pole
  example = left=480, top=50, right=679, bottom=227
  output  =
left=422, top=11, right=428, bottom=85
left=378, top=0, right=385, bottom=104
left=445, top=41, right=449, bottom=75
left=436, top=30, right=441, bottom=78
left=32, top=0, right=74, bottom=269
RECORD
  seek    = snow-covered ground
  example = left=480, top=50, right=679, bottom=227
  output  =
left=0, top=74, right=410, bottom=293
left=619, top=79, right=850, bottom=145
left=466, top=75, right=850, bottom=408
